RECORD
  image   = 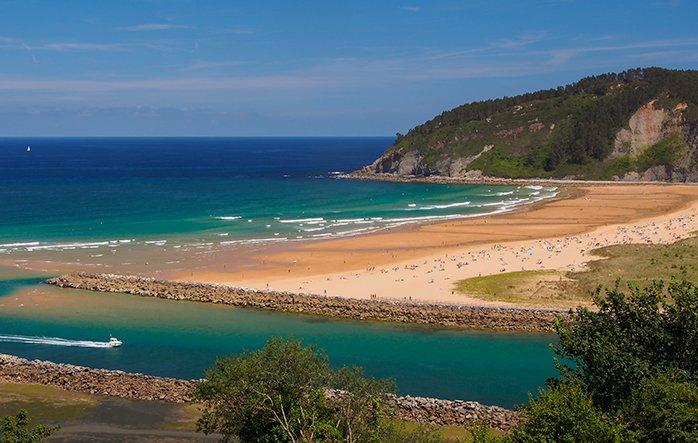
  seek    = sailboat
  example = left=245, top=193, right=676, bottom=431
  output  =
left=26, top=146, right=31, bottom=152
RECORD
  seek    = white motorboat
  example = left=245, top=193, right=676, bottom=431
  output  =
left=108, top=337, right=123, bottom=347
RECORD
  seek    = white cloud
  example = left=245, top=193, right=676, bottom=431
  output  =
left=400, top=6, right=421, bottom=12
left=179, top=60, right=250, bottom=71
left=116, top=23, right=190, bottom=32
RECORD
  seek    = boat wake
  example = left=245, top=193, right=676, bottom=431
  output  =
left=0, top=334, right=118, bottom=348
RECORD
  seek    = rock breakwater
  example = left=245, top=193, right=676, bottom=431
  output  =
left=0, top=353, right=519, bottom=430
left=46, top=273, right=563, bottom=331
left=0, top=353, right=195, bottom=402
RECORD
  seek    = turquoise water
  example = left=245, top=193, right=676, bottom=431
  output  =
left=0, top=137, right=556, bottom=252
left=0, top=278, right=555, bottom=408
left=0, top=138, right=559, bottom=408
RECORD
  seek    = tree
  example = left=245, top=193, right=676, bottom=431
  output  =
left=509, top=381, right=622, bottom=442
left=0, top=410, right=59, bottom=443
left=194, top=337, right=396, bottom=442
left=621, top=370, right=698, bottom=442
left=552, top=279, right=697, bottom=410
left=509, top=279, right=698, bottom=441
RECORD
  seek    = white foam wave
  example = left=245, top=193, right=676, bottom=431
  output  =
left=26, top=241, right=110, bottom=251
left=0, top=242, right=40, bottom=248
left=409, top=201, right=472, bottom=210
left=0, top=334, right=118, bottom=349
left=496, top=191, right=514, bottom=196
left=215, top=216, right=241, bottom=221
left=278, top=217, right=325, bottom=224
left=219, top=237, right=288, bottom=245
left=525, top=185, right=543, bottom=190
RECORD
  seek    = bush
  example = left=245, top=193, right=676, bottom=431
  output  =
left=509, top=381, right=623, bottom=442
left=509, top=279, right=698, bottom=442
left=553, top=279, right=697, bottom=410
left=0, top=410, right=59, bottom=443
left=621, top=371, right=698, bottom=442
left=194, top=337, right=396, bottom=442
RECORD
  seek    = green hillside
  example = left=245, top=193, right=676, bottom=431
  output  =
left=364, top=68, right=698, bottom=181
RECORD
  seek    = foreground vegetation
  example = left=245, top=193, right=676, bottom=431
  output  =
left=4, top=277, right=696, bottom=441
left=456, top=236, right=697, bottom=307
left=0, top=410, right=58, bottom=442
left=194, top=279, right=697, bottom=442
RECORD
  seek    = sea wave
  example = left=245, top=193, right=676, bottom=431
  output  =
left=0, top=334, right=118, bottom=349
left=278, top=217, right=325, bottom=224
left=409, top=201, right=472, bottom=211
left=0, top=242, right=40, bottom=248
left=215, top=216, right=242, bottom=221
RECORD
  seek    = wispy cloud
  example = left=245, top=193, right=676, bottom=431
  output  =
left=399, top=6, right=421, bottom=12
left=544, top=37, right=698, bottom=65
left=0, top=75, right=340, bottom=93
left=492, top=32, right=547, bottom=49
left=179, top=60, right=250, bottom=71
left=38, top=42, right=124, bottom=52
left=116, top=23, right=190, bottom=32
left=0, top=37, right=123, bottom=52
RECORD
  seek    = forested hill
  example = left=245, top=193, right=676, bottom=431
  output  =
left=362, top=68, right=698, bottom=182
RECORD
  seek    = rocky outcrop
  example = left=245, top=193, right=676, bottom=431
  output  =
left=46, top=273, right=563, bottom=332
left=0, top=353, right=195, bottom=402
left=366, top=144, right=494, bottom=178
left=612, top=100, right=685, bottom=157
left=0, top=353, right=519, bottom=431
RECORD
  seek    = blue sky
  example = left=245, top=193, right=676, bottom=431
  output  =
left=1, top=0, right=697, bottom=136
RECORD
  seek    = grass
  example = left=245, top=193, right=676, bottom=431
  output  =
left=455, top=270, right=584, bottom=308
left=0, top=383, right=97, bottom=421
left=395, top=419, right=503, bottom=442
left=455, top=236, right=698, bottom=308
left=0, top=382, right=202, bottom=432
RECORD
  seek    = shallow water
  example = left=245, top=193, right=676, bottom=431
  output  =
left=0, top=278, right=555, bottom=408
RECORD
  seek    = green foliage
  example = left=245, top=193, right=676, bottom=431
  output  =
left=509, top=279, right=698, bottom=442
left=636, top=133, right=689, bottom=171
left=509, top=381, right=623, bottom=442
left=194, top=337, right=396, bottom=443
left=0, top=410, right=59, bottom=443
left=621, top=370, right=698, bottom=442
left=553, top=279, right=697, bottom=410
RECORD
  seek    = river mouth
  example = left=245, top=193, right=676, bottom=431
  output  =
left=0, top=277, right=554, bottom=409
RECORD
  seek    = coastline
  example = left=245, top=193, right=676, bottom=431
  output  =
left=341, top=170, right=698, bottom=186
left=178, top=184, right=698, bottom=308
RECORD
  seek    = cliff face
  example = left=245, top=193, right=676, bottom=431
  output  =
left=363, top=68, right=698, bottom=182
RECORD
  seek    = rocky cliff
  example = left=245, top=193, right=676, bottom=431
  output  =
left=363, top=68, right=698, bottom=182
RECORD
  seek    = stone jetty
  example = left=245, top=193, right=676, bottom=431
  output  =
left=47, top=272, right=564, bottom=331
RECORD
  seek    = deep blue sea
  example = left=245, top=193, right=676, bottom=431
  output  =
left=0, top=137, right=556, bottom=251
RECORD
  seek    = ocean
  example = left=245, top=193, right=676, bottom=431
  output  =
left=0, top=137, right=556, bottom=252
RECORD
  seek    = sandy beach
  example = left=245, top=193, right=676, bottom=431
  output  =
left=176, top=184, right=698, bottom=307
